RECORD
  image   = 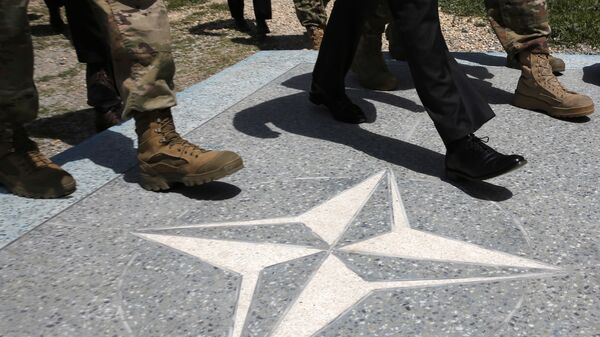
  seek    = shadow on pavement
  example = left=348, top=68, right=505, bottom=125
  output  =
left=454, top=52, right=507, bottom=67
left=233, top=72, right=513, bottom=201
left=122, top=167, right=242, bottom=201
left=371, top=58, right=514, bottom=105
left=188, top=18, right=307, bottom=50
left=27, top=108, right=97, bottom=146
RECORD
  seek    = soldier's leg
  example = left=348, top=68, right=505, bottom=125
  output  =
left=0, top=0, right=75, bottom=198
left=484, top=0, right=547, bottom=62
left=350, top=0, right=397, bottom=91
left=88, top=0, right=243, bottom=190
left=484, top=0, right=563, bottom=72
left=293, top=0, right=328, bottom=49
left=0, top=0, right=38, bottom=126
left=485, top=0, right=594, bottom=117
left=88, top=0, right=176, bottom=119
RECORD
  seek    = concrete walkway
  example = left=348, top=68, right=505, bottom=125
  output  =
left=1, top=51, right=600, bottom=336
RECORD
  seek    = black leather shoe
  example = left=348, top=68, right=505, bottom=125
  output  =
left=309, top=84, right=367, bottom=124
left=445, top=134, right=526, bottom=181
left=256, top=20, right=270, bottom=37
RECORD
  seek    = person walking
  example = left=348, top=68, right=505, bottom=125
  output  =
left=0, top=0, right=244, bottom=198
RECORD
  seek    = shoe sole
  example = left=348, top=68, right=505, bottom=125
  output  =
left=512, top=95, right=595, bottom=118
left=139, top=157, right=244, bottom=191
left=446, top=160, right=527, bottom=182
left=0, top=176, right=76, bottom=199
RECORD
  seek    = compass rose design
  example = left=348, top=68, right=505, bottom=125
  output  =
left=135, top=170, right=561, bottom=337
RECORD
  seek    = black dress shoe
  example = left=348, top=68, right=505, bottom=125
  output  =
left=256, top=20, right=270, bottom=38
left=234, top=18, right=251, bottom=32
left=309, top=84, right=367, bottom=124
left=445, top=134, right=526, bottom=181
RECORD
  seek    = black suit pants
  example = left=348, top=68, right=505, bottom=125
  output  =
left=312, top=0, right=495, bottom=144
left=228, top=0, right=272, bottom=21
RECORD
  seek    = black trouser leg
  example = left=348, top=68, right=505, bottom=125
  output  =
left=387, top=0, right=494, bottom=143
left=253, top=0, right=272, bottom=20
left=64, top=0, right=119, bottom=109
left=228, top=0, right=245, bottom=20
left=312, top=0, right=376, bottom=99
left=312, top=0, right=495, bottom=144
left=64, top=0, right=108, bottom=64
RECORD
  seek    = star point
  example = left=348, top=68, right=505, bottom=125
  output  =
left=136, top=170, right=561, bottom=337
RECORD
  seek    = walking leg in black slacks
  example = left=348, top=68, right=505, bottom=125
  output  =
left=311, top=0, right=526, bottom=181
left=64, top=0, right=122, bottom=131
left=227, top=0, right=272, bottom=36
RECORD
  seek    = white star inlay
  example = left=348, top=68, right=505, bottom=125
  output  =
left=135, top=170, right=561, bottom=337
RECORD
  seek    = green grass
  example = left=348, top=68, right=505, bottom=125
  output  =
left=548, top=0, right=600, bottom=47
left=438, top=0, right=600, bottom=47
left=165, top=0, right=208, bottom=10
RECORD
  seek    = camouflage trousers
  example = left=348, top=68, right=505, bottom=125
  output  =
left=357, top=0, right=550, bottom=62
left=0, top=0, right=176, bottom=125
left=485, top=0, right=551, bottom=61
left=293, top=0, right=330, bottom=28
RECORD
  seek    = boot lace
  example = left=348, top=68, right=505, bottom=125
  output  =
left=534, top=54, right=567, bottom=98
left=156, top=117, right=210, bottom=157
left=12, top=150, right=52, bottom=174
left=28, top=150, right=52, bottom=168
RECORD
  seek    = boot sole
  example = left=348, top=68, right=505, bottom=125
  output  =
left=0, top=176, right=76, bottom=199
left=139, top=157, right=244, bottom=191
left=446, top=160, right=527, bottom=182
left=512, top=95, right=595, bottom=118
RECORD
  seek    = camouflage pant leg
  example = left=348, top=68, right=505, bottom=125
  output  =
left=0, top=0, right=39, bottom=125
left=485, top=0, right=551, bottom=60
left=89, top=0, right=177, bottom=119
left=293, top=0, right=330, bottom=28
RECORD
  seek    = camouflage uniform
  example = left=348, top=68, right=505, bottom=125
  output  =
left=293, top=0, right=330, bottom=28
left=0, top=0, right=177, bottom=125
left=484, top=0, right=551, bottom=64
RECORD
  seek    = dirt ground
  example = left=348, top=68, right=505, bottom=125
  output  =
left=25, top=0, right=599, bottom=156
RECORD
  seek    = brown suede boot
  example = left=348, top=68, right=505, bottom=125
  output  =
left=0, top=123, right=76, bottom=198
left=134, top=109, right=243, bottom=191
left=351, top=33, right=398, bottom=91
left=307, top=26, right=324, bottom=50
left=512, top=51, right=594, bottom=118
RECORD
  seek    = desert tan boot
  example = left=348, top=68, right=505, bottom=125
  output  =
left=351, top=33, right=398, bottom=91
left=507, top=53, right=565, bottom=74
left=307, top=26, right=324, bottom=50
left=512, top=51, right=594, bottom=118
left=0, top=124, right=76, bottom=198
left=134, top=109, right=244, bottom=191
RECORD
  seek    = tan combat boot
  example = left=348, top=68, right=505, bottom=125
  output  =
left=351, top=33, right=398, bottom=91
left=306, top=26, right=324, bottom=50
left=134, top=109, right=244, bottom=191
left=507, top=53, right=565, bottom=74
left=0, top=123, right=76, bottom=198
left=512, top=51, right=594, bottom=118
